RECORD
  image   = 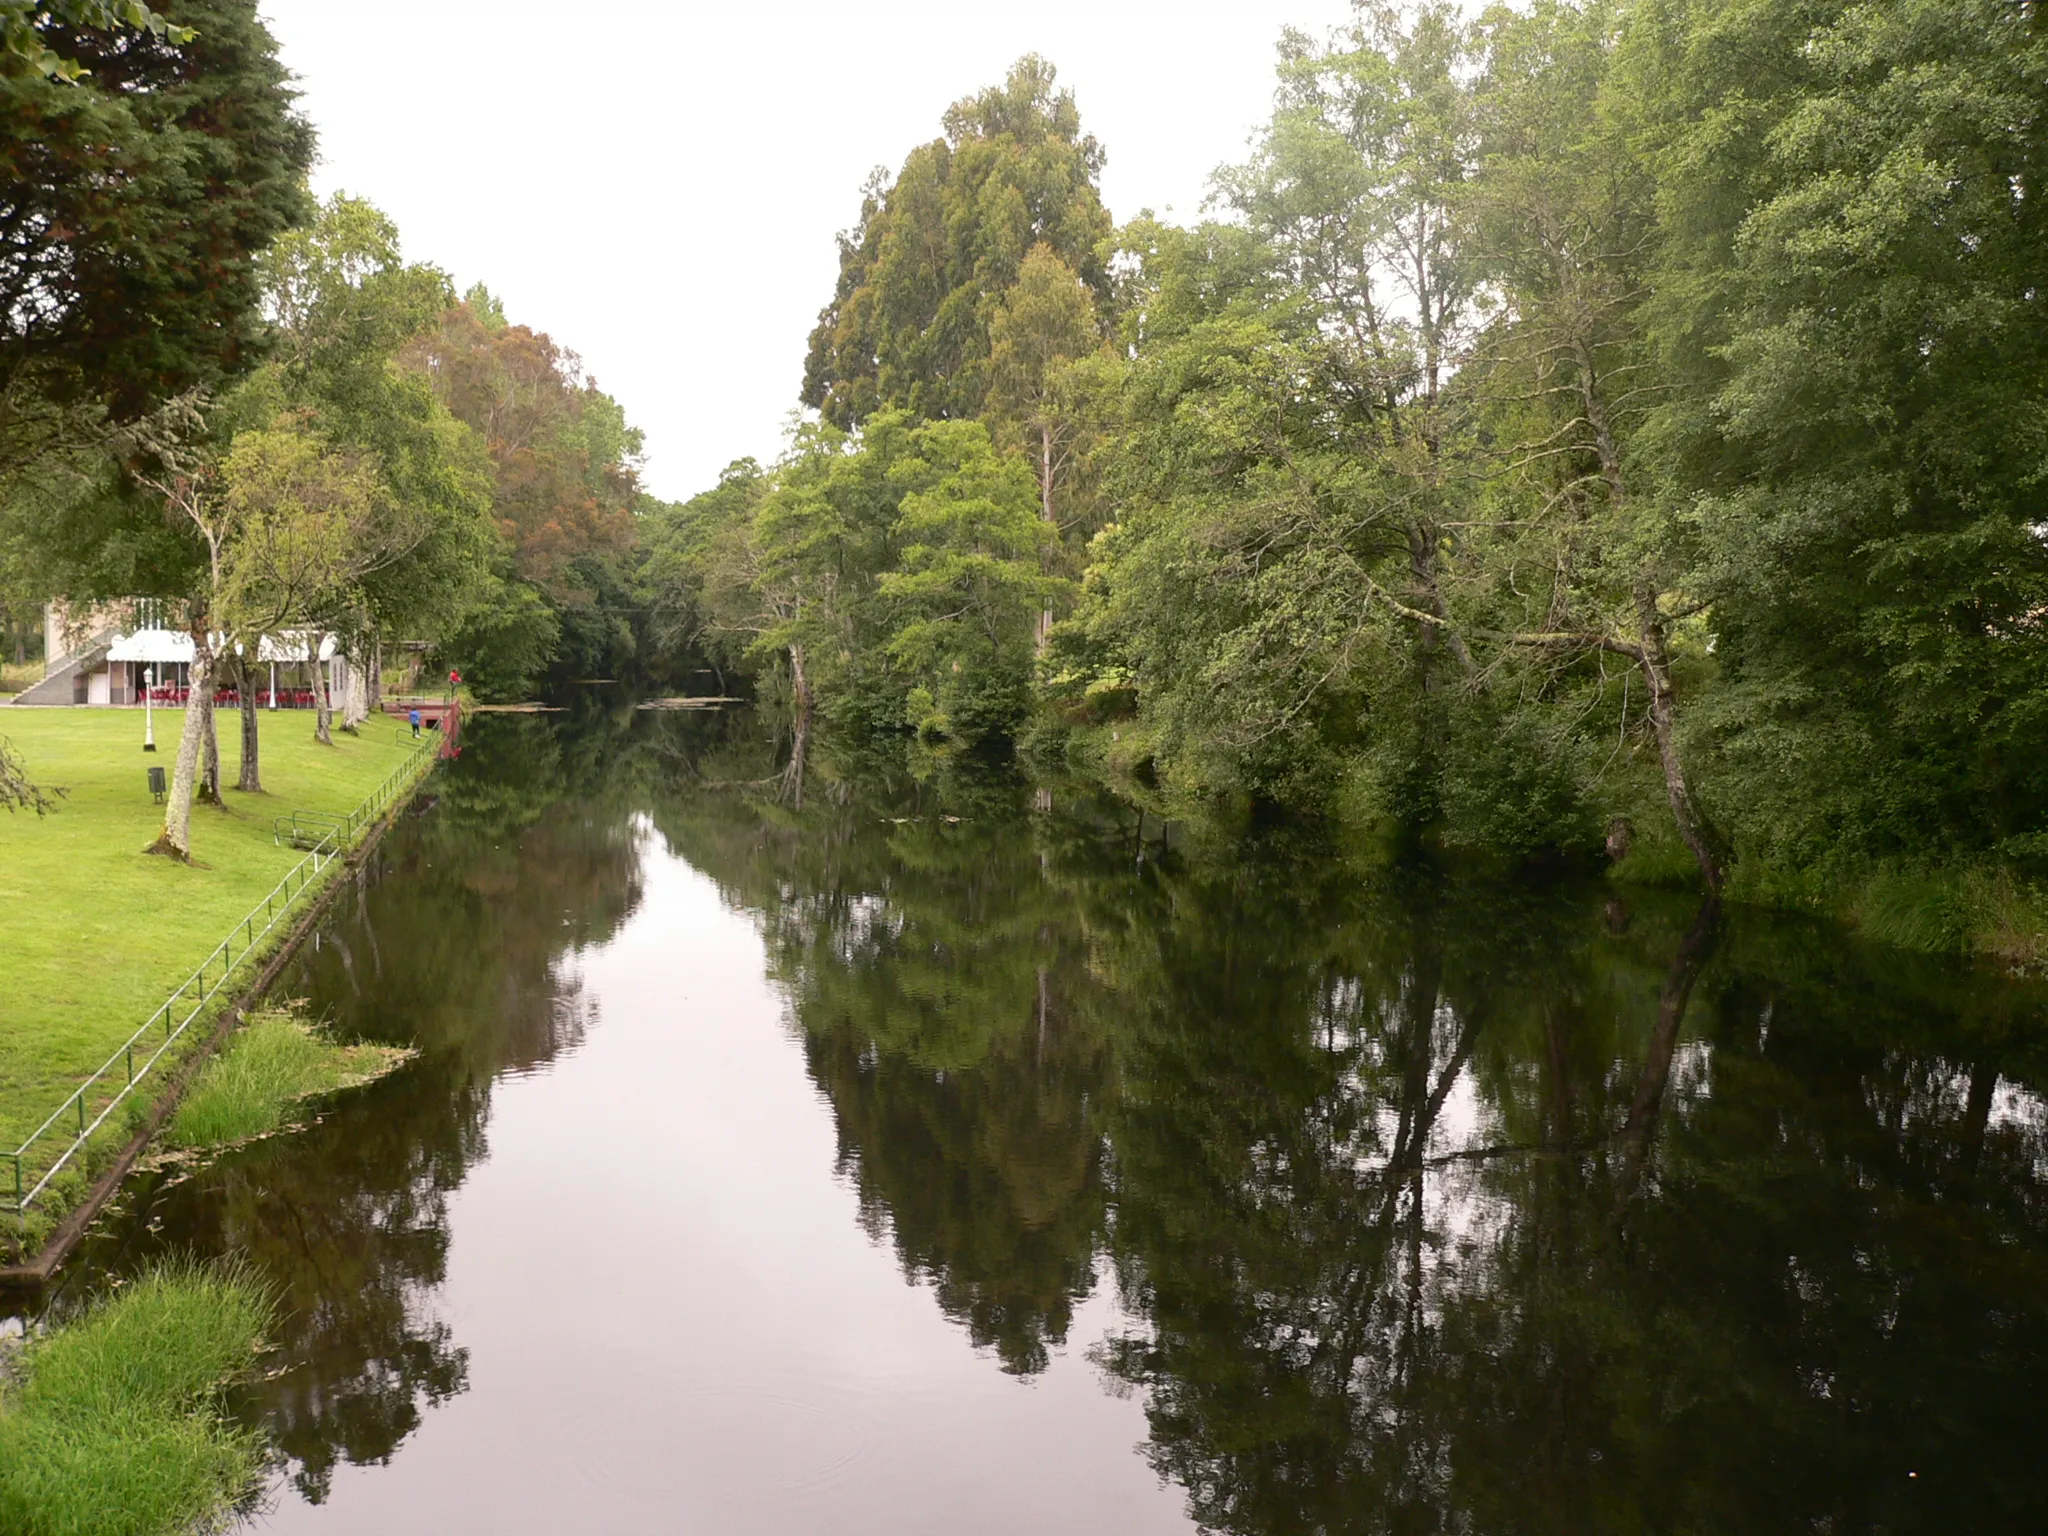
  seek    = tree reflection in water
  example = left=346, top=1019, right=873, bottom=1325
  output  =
left=1092, top=867, right=2048, bottom=1535
left=675, top=735, right=2048, bottom=1535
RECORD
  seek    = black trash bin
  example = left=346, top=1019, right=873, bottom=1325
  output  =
left=148, top=765, right=167, bottom=803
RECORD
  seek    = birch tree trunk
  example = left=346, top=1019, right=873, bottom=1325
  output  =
left=1633, top=585, right=1721, bottom=891
left=789, top=642, right=812, bottom=726
left=313, top=635, right=334, bottom=746
left=151, top=639, right=214, bottom=859
left=366, top=639, right=383, bottom=713
left=197, top=672, right=222, bottom=806
left=341, top=653, right=369, bottom=732
left=236, top=654, right=262, bottom=793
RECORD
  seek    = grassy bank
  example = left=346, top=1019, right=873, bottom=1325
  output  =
left=0, top=709, right=418, bottom=1156
left=0, top=1262, right=272, bottom=1536
left=169, top=1009, right=410, bottom=1151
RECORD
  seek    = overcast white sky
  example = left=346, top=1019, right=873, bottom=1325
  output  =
left=256, top=0, right=1358, bottom=501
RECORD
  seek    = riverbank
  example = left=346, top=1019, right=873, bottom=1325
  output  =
left=166, top=1008, right=412, bottom=1152
left=1056, top=719, right=2048, bottom=973
left=29, top=705, right=2042, bottom=1531
left=0, top=711, right=423, bottom=1237
left=1, top=708, right=428, bottom=1261
left=0, top=1015, right=412, bottom=1535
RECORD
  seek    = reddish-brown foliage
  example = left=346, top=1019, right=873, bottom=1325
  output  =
left=404, top=306, right=638, bottom=597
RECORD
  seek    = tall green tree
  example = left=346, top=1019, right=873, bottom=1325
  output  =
left=215, top=418, right=386, bottom=771
left=1056, top=6, right=1488, bottom=812
left=879, top=416, right=1055, bottom=742
left=406, top=291, right=647, bottom=692
left=1433, top=0, right=1725, bottom=885
left=1635, top=0, right=2048, bottom=868
left=233, top=194, right=496, bottom=743
left=802, top=55, right=1114, bottom=429
left=986, top=242, right=1107, bottom=649
left=0, top=0, right=311, bottom=482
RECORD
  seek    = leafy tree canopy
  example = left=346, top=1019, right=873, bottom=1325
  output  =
left=0, top=0, right=311, bottom=438
left=801, top=55, right=1114, bottom=430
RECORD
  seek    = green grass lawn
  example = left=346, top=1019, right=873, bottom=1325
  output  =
left=0, top=708, right=419, bottom=1155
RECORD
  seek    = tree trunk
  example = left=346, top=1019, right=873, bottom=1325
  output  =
left=1036, top=422, right=1056, bottom=655
left=366, top=639, right=383, bottom=713
left=313, top=635, right=334, bottom=746
left=1575, top=347, right=1722, bottom=893
left=1634, top=584, right=1722, bottom=892
left=341, top=653, right=369, bottom=732
left=150, top=640, right=214, bottom=859
left=236, top=654, right=262, bottom=793
left=197, top=676, right=222, bottom=807
left=1405, top=523, right=1476, bottom=678
left=789, top=642, right=812, bottom=726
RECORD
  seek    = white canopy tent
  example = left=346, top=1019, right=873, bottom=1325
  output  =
left=105, top=628, right=195, bottom=664
left=102, top=628, right=347, bottom=710
left=106, top=629, right=340, bottom=663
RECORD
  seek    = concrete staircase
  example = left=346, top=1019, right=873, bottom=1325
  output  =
left=7, top=639, right=110, bottom=706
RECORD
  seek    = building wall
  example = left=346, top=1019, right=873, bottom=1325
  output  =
left=42, top=599, right=137, bottom=675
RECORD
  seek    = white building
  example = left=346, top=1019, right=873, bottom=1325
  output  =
left=10, top=603, right=354, bottom=709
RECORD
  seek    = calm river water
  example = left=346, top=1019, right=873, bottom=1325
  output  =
left=39, top=705, right=2048, bottom=1532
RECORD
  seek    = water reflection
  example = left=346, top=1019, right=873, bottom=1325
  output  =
left=66, top=707, right=655, bottom=1503
left=38, top=708, right=2048, bottom=1532
left=658, top=763, right=1119, bottom=1377
left=1094, top=878, right=2048, bottom=1534
left=667, top=731, right=2048, bottom=1533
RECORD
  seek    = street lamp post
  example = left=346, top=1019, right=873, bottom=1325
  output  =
left=142, top=666, right=156, bottom=752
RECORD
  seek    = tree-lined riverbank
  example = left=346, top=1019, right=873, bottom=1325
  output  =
left=1, top=0, right=2044, bottom=1527
left=637, top=6, right=2048, bottom=958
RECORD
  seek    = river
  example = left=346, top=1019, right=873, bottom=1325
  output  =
left=37, top=703, right=2048, bottom=1533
